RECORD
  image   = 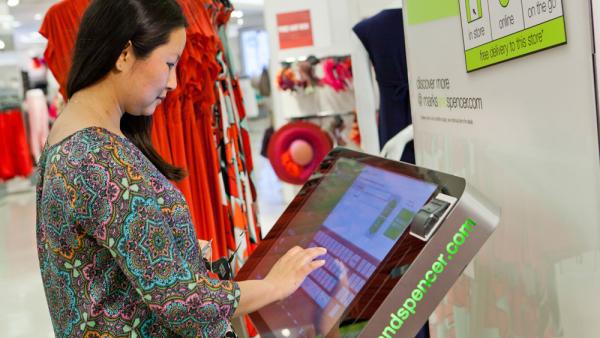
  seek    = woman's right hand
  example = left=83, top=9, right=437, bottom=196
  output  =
left=264, top=246, right=327, bottom=301
left=233, top=246, right=327, bottom=317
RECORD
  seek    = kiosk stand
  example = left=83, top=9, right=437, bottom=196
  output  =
left=236, top=148, right=500, bottom=337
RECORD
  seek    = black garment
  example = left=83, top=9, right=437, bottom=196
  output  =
left=353, top=8, right=415, bottom=164
left=260, top=126, right=274, bottom=158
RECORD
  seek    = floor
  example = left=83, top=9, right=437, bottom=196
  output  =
left=248, top=117, right=287, bottom=236
left=0, top=117, right=287, bottom=337
left=0, top=190, right=54, bottom=338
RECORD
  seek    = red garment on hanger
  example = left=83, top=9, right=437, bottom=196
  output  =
left=39, top=0, right=91, bottom=98
left=0, top=109, right=33, bottom=181
left=321, top=57, right=353, bottom=92
left=149, top=0, right=231, bottom=258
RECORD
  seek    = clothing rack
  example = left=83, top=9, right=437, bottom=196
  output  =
left=288, top=110, right=354, bottom=121
left=318, top=54, right=351, bottom=61
left=280, top=54, right=351, bottom=66
left=287, top=111, right=357, bottom=149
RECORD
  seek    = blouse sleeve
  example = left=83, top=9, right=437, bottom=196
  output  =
left=71, top=138, right=240, bottom=337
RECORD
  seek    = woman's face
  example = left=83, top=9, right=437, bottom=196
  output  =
left=119, top=28, right=187, bottom=116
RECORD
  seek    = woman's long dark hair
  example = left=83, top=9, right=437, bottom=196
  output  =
left=66, top=0, right=187, bottom=181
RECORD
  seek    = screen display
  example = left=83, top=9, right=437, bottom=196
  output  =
left=320, top=164, right=438, bottom=261
left=239, top=157, right=438, bottom=337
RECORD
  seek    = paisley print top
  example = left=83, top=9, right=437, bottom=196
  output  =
left=36, top=127, right=240, bottom=337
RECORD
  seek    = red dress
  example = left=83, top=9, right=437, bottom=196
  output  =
left=39, top=0, right=90, bottom=98
left=0, top=109, right=33, bottom=180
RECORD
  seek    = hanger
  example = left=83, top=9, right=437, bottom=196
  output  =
left=306, top=55, right=320, bottom=65
left=203, top=230, right=248, bottom=280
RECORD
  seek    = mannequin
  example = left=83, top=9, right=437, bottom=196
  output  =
left=352, top=4, right=426, bottom=338
left=380, top=0, right=412, bottom=162
left=352, top=1, right=412, bottom=160
left=25, top=88, right=50, bottom=163
left=352, top=6, right=415, bottom=164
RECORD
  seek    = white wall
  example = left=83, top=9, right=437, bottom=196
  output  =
left=356, top=0, right=402, bottom=19
left=264, top=0, right=378, bottom=128
left=263, top=0, right=360, bottom=201
left=404, top=0, right=600, bottom=336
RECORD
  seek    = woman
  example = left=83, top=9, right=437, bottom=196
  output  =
left=36, top=0, right=326, bottom=337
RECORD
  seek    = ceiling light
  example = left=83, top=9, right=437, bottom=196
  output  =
left=0, top=40, right=6, bottom=50
left=34, top=13, right=43, bottom=21
left=231, top=10, right=244, bottom=19
left=7, top=0, right=19, bottom=7
left=237, top=18, right=244, bottom=26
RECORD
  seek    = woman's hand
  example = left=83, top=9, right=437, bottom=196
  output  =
left=264, top=246, right=327, bottom=301
left=234, top=246, right=327, bottom=317
left=198, top=239, right=212, bottom=260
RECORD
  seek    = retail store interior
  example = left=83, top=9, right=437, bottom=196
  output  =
left=1, top=0, right=600, bottom=337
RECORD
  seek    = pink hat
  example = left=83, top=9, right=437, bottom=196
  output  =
left=268, top=122, right=333, bottom=185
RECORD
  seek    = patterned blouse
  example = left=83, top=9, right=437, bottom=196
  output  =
left=36, top=127, right=240, bottom=337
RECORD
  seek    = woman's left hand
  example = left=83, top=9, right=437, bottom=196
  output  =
left=198, top=240, right=212, bottom=260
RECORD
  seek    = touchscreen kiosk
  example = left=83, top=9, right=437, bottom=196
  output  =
left=236, top=148, right=500, bottom=338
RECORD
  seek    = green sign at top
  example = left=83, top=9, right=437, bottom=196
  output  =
left=459, top=0, right=567, bottom=72
left=405, top=0, right=459, bottom=25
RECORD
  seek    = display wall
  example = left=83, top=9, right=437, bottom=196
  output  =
left=263, top=0, right=385, bottom=201
left=403, top=0, right=600, bottom=337
left=263, top=0, right=400, bottom=133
